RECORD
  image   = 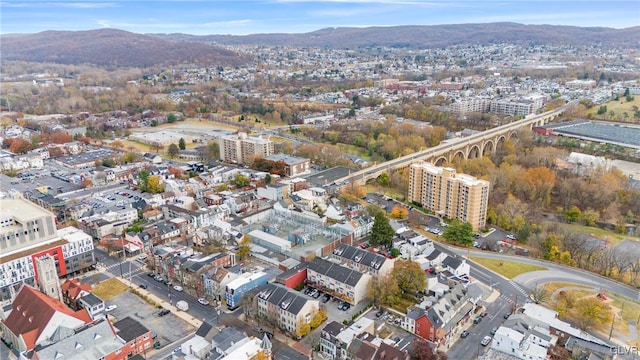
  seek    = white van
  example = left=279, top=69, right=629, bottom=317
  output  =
left=176, top=300, right=189, bottom=311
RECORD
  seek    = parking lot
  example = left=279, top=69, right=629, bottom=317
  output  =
left=300, top=285, right=368, bottom=324
left=106, top=291, right=196, bottom=347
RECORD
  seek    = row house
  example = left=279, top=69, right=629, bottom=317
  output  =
left=156, top=221, right=181, bottom=241
left=319, top=318, right=376, bottom=360
left=330, top=244, right=394, bottom=276
left=492, top=313, right=554, bottom=360
left=168, top=253, right=234, bottom=295
left=331, top=215, right=373, bottom=239
left=307, top=257, right=371, bottom=305
left=60, top=278, right=91, bottom=310
left=224, top=192, right=259, bottom=215
left=257, top=283, right=320, bottom=336
left=161, top=204, right=196, bottom=232
left=0, top=154, right=44, bottom=171
left=203, top=266, right=238, bottom=302
left=406, top=284, right=474, bottom=345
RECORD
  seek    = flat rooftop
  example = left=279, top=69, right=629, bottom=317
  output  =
left=303, top=166, right=356, bottom=187
left=551, top=120, right=640, bottom=149
left=0, top=197, right=54, bottom=223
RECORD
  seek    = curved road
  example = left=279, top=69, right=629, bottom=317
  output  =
left=450, top=248, right=639, bottom=301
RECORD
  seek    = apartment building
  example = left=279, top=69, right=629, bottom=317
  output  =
left=257, top=283, right=319, bottom=335
left=1, top=209, right=94, bottom=300
left=306, top=257, right=371, bottom=305
left=449, top=98, right=491, bottom=115
left=219, top=132, right=274, bottom=165
left=408, top=162, right=489, bottom=231
left=489, top=98, right=536, bottom=116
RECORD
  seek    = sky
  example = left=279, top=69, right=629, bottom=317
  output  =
left=1, top=0, right=638, bottom=36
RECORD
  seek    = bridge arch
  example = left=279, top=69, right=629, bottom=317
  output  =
left=434, top=157, right=447, bottom=166
left=453, top=150, right=466, bottom=161
left=468, top=145, right=481, bottom=159
left=482, top=140, right=494, bottom=155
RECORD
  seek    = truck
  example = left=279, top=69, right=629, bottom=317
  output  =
left=175, top=300, right=189, bottom=311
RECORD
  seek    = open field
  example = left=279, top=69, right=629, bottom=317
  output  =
left=545, top=286, right=640, bottom=344
left=469, top=257, right=547, bottom=279
left=587, top=97, right=640, bottom=121
left=541, top=282, right=592, bottom=295
left=544, top=221, right=638, bottom=245
left=91, top=278, right=129, bottom=300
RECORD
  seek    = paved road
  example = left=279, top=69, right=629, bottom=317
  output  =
left=449, top=248, right=640, bottom=301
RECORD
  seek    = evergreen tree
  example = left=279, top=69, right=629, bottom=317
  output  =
left=370, top=211, right=394, bottom=249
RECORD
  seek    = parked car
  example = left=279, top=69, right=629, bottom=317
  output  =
left=473, top=316, right=482, bottom=324
left=175, top=300, right=189, bottom=311
left=375, top=309, right=384, bottom=317
left=504, top=312, right=512, bottom=319
left=506, top=234, right=517, bottom=240
left=490, top=327, right=498, bottom=335
left=460, top=331, right=469, bottom=338
left=480, top=312, right=488, bottom=317
left=312, top=291, right=321, bottom=299
left=198, top=298, right=209, bottom=306
left=158, top=309, right=171, bottom=316
left=173, top=285, right=184, bottom=292
left=105, top=305, right=118, bottom=312
left=139, top=284, right=148, bottom=289
left=322, top=294, right=331, bottom=303
left=339, top=302, right=351, bottom=311
left=153, top=341, right=161, bottom=349
left=481, top=336, right=492, bottom=346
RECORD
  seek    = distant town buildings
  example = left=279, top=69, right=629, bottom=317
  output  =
left=408, top=162, right=489, bottom=231
left=219, top=132, right=274, bottom=165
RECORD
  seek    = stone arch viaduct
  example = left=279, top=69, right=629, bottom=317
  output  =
left=336, top=103, right=570, bottom=186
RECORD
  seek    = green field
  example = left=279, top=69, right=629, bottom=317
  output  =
left=470, top=257, right=547, bottom=279
left=586, top=96, right=640, bottom=121
left=544, top=221, right=638, bottom=246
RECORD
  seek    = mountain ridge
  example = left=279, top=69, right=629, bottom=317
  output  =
left=0, top=28, right=247, bottom=68
left=2, top=23, right=638, bottom=68
left=149, top=23, right=640, bottom=48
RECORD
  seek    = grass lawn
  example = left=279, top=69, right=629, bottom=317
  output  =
left=586, top=97, right=640, bottom=120
left=609, top=292, right=640, bottom=339
left=548, top=288, right=640, bottom=343
left=92, top=278, right=129, bottom=300
left=470, top=257, right=547, bottom=279
left=541, top=282, right=592, bottom=295
left=363, top=184, right=407, bottom=202
left=545, top=221, right=637, bottom=246
left=336, top=143, right=371, bottom=160
left=390, top=296, right=415, bottom=314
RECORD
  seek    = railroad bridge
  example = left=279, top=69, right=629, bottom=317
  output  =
left=336, top=104, right=569, bottom=185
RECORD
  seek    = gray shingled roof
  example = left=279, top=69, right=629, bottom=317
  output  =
left=442, top=255, right=463, bottom=270
left=309, top=257, right=363, bottom=287
left=211, top=327, right=247, bottom=353
left=257, top=283, right=311, bottom=316
left=332, top=244, right=387, bottom=271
